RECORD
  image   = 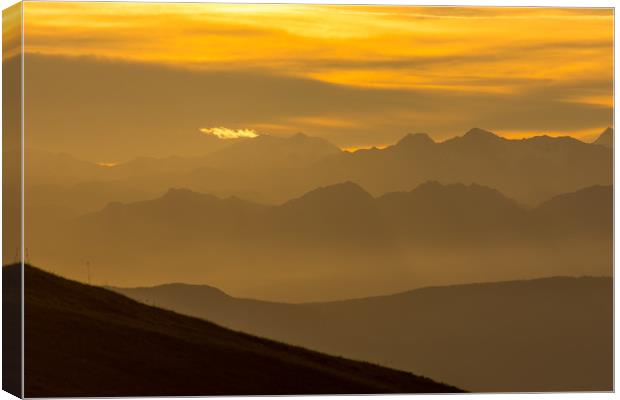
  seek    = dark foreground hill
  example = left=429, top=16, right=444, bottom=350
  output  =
left=6, top=264, right=461, bottom=397
left=114, top=276, right=613, bottom=393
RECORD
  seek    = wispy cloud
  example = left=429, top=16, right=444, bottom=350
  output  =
left=23, top=3, right=612, bottom=93
left=199, top=127, right=259, bottom=139
left=20, top=4, right=613, bottom=156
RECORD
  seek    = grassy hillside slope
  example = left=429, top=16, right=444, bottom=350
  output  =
left=8, top=264, right=461, bottom=397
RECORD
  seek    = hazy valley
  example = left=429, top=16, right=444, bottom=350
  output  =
left=113, top=275, right=613, bottom=392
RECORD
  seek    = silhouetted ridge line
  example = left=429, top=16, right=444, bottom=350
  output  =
left=523, top=134, right=582, bottom=145
left=433, top=127, right=505, bottom=145
left=395, top=133, right=435, bottom=147
left=291, top=132, right=309, bottom=140
left=162, top=187, right=218, bottom=200
left=463, top=127, right=501, bottom=139
left=78, top=181, right=610, bottom=242
left=109, top=282, right=231, bottom=298
left=283, top=181, right=374, bottom=207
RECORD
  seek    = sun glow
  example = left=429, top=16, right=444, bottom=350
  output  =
left=343, top=144, right=390, bottom=153
left=496, top=127, right=610, bottom=142
left=96, top=162, right=119, bottom=168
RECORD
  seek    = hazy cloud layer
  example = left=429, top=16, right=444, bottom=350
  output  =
left=18, top=4, right=613, bottom=157
left=24, top=54, right=611, bottom=160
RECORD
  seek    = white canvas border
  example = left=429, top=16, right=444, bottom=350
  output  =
left=0, top=0, right=615, bottom=399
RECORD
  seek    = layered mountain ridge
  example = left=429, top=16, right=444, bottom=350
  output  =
left=24, top=127, right=612, bottom=216
left=29, top=180, right=612, bottom=301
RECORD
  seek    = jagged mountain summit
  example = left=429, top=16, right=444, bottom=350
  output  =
left=594, top=127, right=613, bottom=148
left=25, top=127, right=612, bottom=224
left=317, top=127, right=611, bottom=204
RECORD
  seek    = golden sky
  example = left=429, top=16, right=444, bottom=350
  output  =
left=18, top=3, right=614, bottom=157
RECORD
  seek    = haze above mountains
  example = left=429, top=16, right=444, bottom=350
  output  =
left=21, top=53, right=612, bottom=163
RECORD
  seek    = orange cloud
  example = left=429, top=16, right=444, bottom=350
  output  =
left=23, top=4, right=612, bottom=93
left=19, top=3, right=613, bottom=149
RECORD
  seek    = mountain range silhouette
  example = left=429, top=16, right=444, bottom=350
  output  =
left=22, top=127, right=612, bottom=226
left=29, top=180, right=612, bottom=301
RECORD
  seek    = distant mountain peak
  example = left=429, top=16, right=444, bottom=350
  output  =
left=396, top=133, right=435, bottom=147
left=412, top=180, right=475, bottom=194
left=291, top=132, right=309, bottom=140
left=163, top=187, right=199, bottom=198
left=115, top=282, right=231, bottom=299
left=160, top=187, right=219, bottom=203
left=408, top=180, right=513, bottom=203
left=594, top=127, right=613, bottom=148
left=462, top=127, right=500, bottom=139
left=412, top=180, right=445, bottom=191
left=285, top=181, right=373, bottom=207
left=311, top=181, right=371, bottom=198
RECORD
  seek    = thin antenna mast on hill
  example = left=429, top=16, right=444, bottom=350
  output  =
left=86, top=261, right=91, bottom=285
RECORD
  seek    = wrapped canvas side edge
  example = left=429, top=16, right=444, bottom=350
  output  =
left=2, top=2, right=24, bottom=398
